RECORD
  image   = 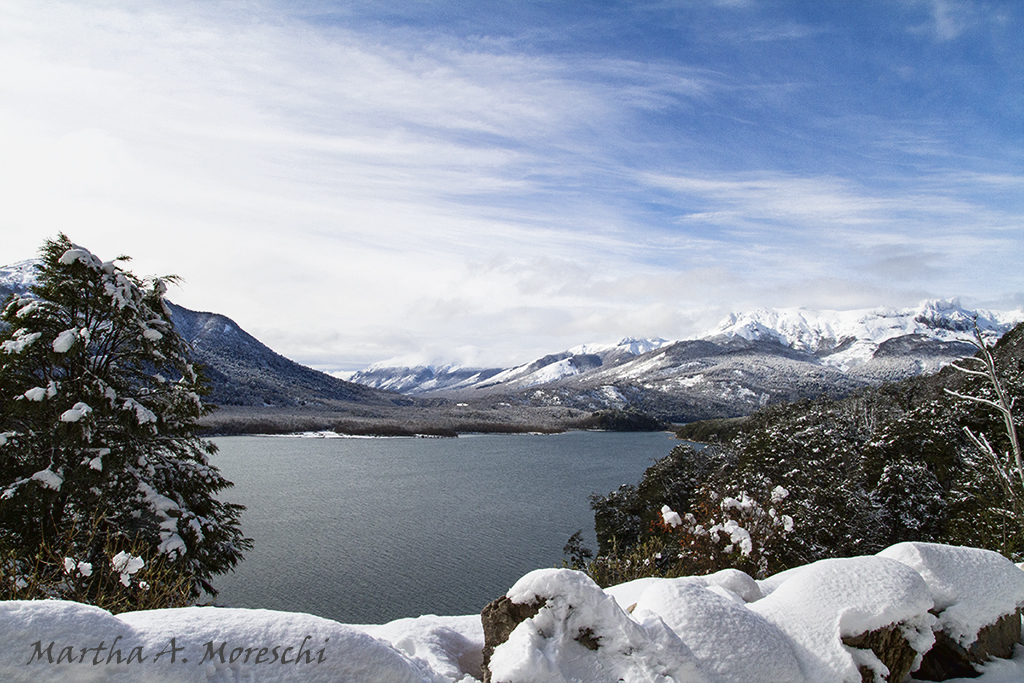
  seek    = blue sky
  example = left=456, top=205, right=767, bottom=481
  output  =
left=1, top=0, right=1021, bottom=372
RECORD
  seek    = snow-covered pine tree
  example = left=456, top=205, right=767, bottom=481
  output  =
left=0, top=235, right=251, bottom=605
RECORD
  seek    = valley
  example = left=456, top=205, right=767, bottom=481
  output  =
left=3, top=260, right=1021, bottom=435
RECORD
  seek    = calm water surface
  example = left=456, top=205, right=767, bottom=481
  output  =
left=208, top=431, right=679, bottom=624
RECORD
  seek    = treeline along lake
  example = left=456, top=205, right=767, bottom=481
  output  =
left=208, top=431, right=680, bottom=624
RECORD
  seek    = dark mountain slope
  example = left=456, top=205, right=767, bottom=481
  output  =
left=165, top=303, right=401, bottom=408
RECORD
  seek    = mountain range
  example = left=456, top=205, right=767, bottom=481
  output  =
left=3, top=258, right=1022, bottom=428
left=352, top=300, right=1023, bottom=422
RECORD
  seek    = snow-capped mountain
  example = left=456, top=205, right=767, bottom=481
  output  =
left=350, top=364, right=507, bottom=395
left=351, top=337, right=672, bottom=396
left=352, top=300, right=1023, bottom=422
left=0, top=260, right=39, bottom=301
left=708, top=299, right=1020, bottom=373
left=9, top=251, right=1021, bottom=424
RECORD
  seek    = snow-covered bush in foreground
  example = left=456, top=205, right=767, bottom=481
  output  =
left=2, top=542, right=1023, bottom=683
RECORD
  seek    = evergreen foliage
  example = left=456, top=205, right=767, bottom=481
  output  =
left=0, top=235, right=251, bottom=607
left=584, top=322, right=1024, bottom=582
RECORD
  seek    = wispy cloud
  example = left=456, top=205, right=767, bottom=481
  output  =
left=1, top=0, right=1020, bottom=369
left=910, top=0, right=975, bottom=40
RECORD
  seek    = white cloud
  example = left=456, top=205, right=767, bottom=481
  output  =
left=1, top=0, right=1020, bottom=371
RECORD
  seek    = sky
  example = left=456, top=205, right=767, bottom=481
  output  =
left=1, top=0, right=1022, bottom=373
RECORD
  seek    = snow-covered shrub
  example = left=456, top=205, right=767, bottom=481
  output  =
left=586, top=479, right=796, bottom=584
left=659, top=487, right=796, bottom=579
left=590, top=443, right=734, bottom=557
left=2, top=511, right=194, bottom=612
left=585, top=536, right=687, bottom=587
left=0, top=235, right=251, bottom=608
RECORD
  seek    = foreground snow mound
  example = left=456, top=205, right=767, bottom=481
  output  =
left=605, top=568, right=762, bottom=609
left=630, top=579, right=805, bottom=683
left=878, top=542, right=1024, bottom=647
left=366, top=615, right=485, bottom=683
left=0, top=600, right=440, bottom=683
left=5, top=543, right=1024, bottom=683
left=750, top=556, right=937, bottom=683
left=488, top=568, right=710, bottom=683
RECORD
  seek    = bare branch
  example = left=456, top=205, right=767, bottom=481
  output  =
left=943, top=322, right=1024, bottom=520
left=947, top=363, right=990, bottom=379
left=945, top=388, right=1004, bottom=413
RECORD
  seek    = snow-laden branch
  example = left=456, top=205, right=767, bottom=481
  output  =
left=943, top=324, right=1024, bottom=513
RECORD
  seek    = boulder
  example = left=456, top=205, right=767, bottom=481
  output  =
left=749, top=556, right=937, bottom=683
left=914, top=608, right=1022, bottom=681
left=878, top=542, right=1024, bottom=680
left=480, top=568, right=710, bottom=683
left=629, top=578, right=806, bottom=683
left=841, top=623, right=919, bottom=683
left=480, top=595, right=543, bottom=683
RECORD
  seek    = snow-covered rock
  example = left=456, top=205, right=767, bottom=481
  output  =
left=879, top=542, right=1024, bottom=679
left=878, top=542, right=1024, bottom=648
left=3, top=544, right=1024, bottom=683
left=366, top=615, right=484, bottom=683
left=630, top=579, right=805, bottom=683
left=484, top=568, right=710, bottom=683
left=748, top=556, right=937, bottom=683
left=606, top=567, right=762, bottom=609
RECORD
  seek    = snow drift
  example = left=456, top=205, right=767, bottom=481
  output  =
left=2, top=543, right=1023, bottom=683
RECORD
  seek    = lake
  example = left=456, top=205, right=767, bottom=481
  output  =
left=207, top=431, right=682, bottom=624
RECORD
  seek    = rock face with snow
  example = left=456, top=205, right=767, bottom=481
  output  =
left=483, top=568, right=711, bottom=683
left=480, top=596, right=543, bottom=682
left=628, top=578, right=806, bottom=683
left=748, top=556, right=937, bottom=683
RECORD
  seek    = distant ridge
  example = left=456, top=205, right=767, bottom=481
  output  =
left=707, top=299, right=1017, bottom=372
left=351, top=300, right=1023, bottom=423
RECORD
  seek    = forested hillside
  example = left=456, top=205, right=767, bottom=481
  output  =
left=583, top=322, right=1024, bottom=584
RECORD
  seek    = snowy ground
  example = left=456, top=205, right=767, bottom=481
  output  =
left=2, top=543, right=1023, bottom=683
